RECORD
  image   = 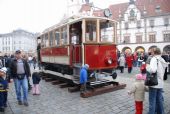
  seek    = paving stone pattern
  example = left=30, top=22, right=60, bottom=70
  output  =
left=1, top=67, right=170, bottom=114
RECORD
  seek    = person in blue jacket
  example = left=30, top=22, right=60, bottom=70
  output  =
left=80, top=64, right=89, bottom=93
left=0, top=67, right=8, bottom=112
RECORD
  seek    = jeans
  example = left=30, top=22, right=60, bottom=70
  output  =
left=148, top=87, right=164, bottom=114
left=14, top=76, right=28, bottom=102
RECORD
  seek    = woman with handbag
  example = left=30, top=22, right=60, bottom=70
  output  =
left=146, top=47, right=168, bottom=114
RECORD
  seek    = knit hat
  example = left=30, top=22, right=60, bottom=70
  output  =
left=136, top=74, right=145, bottom=80
left=84, top=64, right=89, bottom=69
left=0, top=67, right=7, bottom=74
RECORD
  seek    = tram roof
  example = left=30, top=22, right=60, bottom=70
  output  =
left=41, top=15, right=117, bottom=34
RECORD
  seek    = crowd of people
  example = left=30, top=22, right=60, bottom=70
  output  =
left=0, top=50, right=41, bottom=112
left=117, top=49, right=170, bottom=75
left=0, top=47, right=169, bottom=113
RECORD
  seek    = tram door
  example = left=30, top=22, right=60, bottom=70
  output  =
left=70, top=22, right=82, bottom=66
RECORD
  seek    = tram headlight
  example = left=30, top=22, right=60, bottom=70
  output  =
left=108, top=59, right=112, bottom=64
left=105, top=57, right=113, bottom=65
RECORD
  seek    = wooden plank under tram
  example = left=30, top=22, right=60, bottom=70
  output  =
left=51, top=80, right=61, bottom=85
left=68, top=86, right=80, bottom=92
left=44, top=78, right=54, bottom=82
left=41, top=75, right=48, bottom=80
left=59, top=83, right=70, bottom=88
left=80, top=83, right=126, bottom=98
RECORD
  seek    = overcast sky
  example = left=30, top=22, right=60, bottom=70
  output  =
left=0, top=0, right=129, bottom=34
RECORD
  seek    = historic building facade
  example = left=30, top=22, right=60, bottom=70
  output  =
left=114, top=0, right=170, bottom=53
left=0, top=29, right=37, bottom=55
left=79, top=0, right=170, bottom=53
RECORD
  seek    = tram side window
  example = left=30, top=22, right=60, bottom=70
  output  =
left=61, top=27, right=68, bottom=45
left=49, top=31, right=53, bottom=46
left=55, top=30, right=60, bottom=46
left=45, top=33, right=49, bottom=47
left=100, top=21, right=114, bottom=42
left=85, top=21, right=96, bottom=42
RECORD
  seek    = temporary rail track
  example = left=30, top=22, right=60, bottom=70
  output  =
left=40, top=72, right=126, bottom=98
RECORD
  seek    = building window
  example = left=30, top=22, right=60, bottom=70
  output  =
left=150, top=20, right=154, bottom=28
left=136, top=35, right=142, bottom=43
left=137, top=20, right=141, bottom=29
left=155, top=5, right=161, bottom=13
left=149, top=34, right=156, bottom=42
left=124, top=36, right=130, bottom=43
left=163, top=33, right=170, bottom=41
left=164, top=18, right=169, bottom=26
left=125, top=22, right=129, bottom=30
left=130, top=9, right=135, bottom=17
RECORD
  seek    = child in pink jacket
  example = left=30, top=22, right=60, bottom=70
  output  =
left=128, top=71, right=148, bottom=114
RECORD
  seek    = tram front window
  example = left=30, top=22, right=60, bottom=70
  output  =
left=85, top=21, right=97, bottom=42
left=100, top=21, right=114, bottom=42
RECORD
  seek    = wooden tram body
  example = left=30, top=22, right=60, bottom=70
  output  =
left=37, top=16, right=118, bottom=84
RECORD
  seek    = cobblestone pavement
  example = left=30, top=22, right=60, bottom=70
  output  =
left=1, top=67, right=170, bottom=114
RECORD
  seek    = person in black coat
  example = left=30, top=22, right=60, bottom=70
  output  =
left=32, top=71, right=41, bottom=95
left=161, top=52, right=169, bottom=80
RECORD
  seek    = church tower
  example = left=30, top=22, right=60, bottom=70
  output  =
left=67, top=0, right=89, bottom=17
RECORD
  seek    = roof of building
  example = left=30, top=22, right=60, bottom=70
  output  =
left=80, top=0, right=170, bottom=21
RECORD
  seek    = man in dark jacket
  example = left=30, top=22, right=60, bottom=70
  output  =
left=10, top=50, right=30, bottom=106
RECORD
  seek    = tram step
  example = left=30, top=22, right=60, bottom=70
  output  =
left=90, top=80, right=112, bottom=86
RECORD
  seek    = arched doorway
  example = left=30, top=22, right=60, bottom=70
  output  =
left=122, top=47, right=132, bottom=54
left=148, top=45, right=157, bottom=52
left=135, top=46, right=145, bottom=53
left=163, top=45, right=170, bottom=53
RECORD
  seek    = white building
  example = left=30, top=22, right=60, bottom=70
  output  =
left=0, top=29, right=38, bottom=55
left=115, top=0, right=170, bottom=53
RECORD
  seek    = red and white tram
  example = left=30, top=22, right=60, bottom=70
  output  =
left=37, top=16, right=118, bottom=84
